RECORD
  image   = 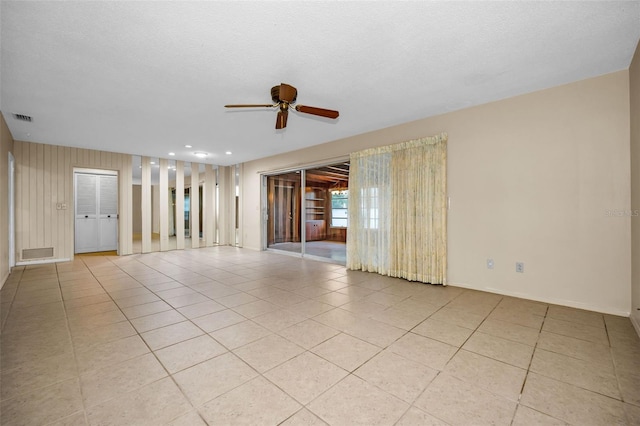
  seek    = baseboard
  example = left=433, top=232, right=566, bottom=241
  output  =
left=16, top=258, right=71, bottom=266
left=450, top=282, right=630, bottom=317
left=631, top=313, right=640, bottom=338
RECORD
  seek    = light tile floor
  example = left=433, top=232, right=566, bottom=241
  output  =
left=1, top=246, right=639, bottom=425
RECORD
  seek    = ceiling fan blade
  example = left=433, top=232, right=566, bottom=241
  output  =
left=278, top=83, right=297, bottom=103
left=225, top=104, right=275, bottom=108
left=295, top=105, right=339, bottom=119
left=275, top=110, right=288, bottom=129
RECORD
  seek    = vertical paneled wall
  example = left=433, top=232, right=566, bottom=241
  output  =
left=13, top=140, right=133, bottom=262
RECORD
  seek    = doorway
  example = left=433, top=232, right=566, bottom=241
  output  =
left=74, top=169, right=118, bottom=254
left=265, top=161, right=349, bottom=263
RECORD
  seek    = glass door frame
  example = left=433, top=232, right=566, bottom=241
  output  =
left=261, top=157, right=349, bottom=264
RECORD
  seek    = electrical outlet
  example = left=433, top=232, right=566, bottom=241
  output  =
left=516, top=262, right=524, bottom=273
left=487, top=259, right=494, bottom=269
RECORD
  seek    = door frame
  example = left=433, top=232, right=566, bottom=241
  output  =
left=8, top=152, right=15, bottom=268
left=73, top=168, right=119, bottom=254
left=261, top=158, right=349, bottom=262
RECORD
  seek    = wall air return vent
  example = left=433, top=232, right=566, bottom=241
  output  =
left=12, top=113, right=32, bottom=122
left=22, top=247, right=54, bottom=260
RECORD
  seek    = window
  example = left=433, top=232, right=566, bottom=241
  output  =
left=331, top=189, right=348, bottom=227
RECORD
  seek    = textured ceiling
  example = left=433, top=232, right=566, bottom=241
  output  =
left=1, top=1, right=639, bottom=167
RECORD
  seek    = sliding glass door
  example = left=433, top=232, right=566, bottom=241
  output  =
left=266, top=172, right=302, bottom=254
left=265, top=162, right=349, bottom=263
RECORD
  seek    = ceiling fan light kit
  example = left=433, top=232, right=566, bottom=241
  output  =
left=225, top=83, right=339, bottom=129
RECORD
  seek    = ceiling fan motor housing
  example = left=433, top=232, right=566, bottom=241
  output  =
left=271, top=85, right=297, bottom=104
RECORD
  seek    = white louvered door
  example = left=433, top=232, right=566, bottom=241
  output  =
left=75, top=172, right=118, bottom=253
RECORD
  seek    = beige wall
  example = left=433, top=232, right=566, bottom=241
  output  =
left=13, top=141, right=133, bottom=261
left=1, top=114, right=15, bottom=287
left=243, top=71, right=632, bottom=315
left=630, top=41, right=640, bottom=331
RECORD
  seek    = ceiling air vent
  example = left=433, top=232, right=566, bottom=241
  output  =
left=13, top=113, right=32, bottom=122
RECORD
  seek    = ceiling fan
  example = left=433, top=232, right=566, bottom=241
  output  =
left=225, top=83, right=339, bottom=129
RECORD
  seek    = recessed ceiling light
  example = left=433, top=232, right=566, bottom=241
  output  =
left=150, top=161, right=156, bottom=165
left=168, top=152, right=175, bottom=156
left=194, top=152, right=208, bottom=158
left=225, top=151, right=232, bottom=155
left=185, top=144, right=192, bottom=148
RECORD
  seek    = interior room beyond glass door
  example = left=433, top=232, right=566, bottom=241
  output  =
left=266, top=172, right=301, bottom=254
left=304, top=163, right=349, bottom=263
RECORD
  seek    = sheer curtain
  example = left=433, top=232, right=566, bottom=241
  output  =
left=346, top=133, right=447, bottom=284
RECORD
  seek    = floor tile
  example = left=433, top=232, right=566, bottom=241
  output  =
left=429, top=306, right=486, bottom=330
left=387, top=332, right=457, bottom=370
left=478, top=318, right=540, bottom=346
left=253, top=308, right=308, bottom=332
left=114, top=293, right=162, bottom=308
left=536, top=331, right=613, bottom=368
left=311, top=333, right=381, bottom=371
left=370, top=306, right=428, bottom=330
left=48, top=411, right=87, bottom=426
left=191, top=308, right=246, bottom=332
left=200, top=376, right=301, bottom=424
left=209, top=320, right=273, bottom=350
left=413, top=318, right=474, bottom=347
left=214, top=291, right=260, bottom=308
left=618, top=370, right=640, bottom=406
left=604, top=315, right=637, bottom=336
left=172, top=352, right=257, bottom=405
left=529, top=348, right=620, bottom=399
left=314, top=308, right=405, bottom=347
left=154, top=334, right=227, bottom=373
left=542, top=317, right=608, bottom=345
left=444, top=350, right=526, bottom=401
left=521, top=372, right=626, bottom=425
left=233, top=334, right=304, bottom=373
left=547, top=305, right=604, bottom=328
left=80, top=353, right=167, bottom=407
left=307, top=375, right=409, bottom=426
left=340, top=300, right=388, bottom=316
left=0, top=352, right=78, bottom=401
left=278, top=319, right=339, bottom=349
left=85, top=377, right=191, bottom=425
left=3, top=249, right=640, bottom=426
left=129, top=309, right=187, bottom=333
left=176, top=300, right=226, bottom=319
left=462, top=331, right=534, bottom=369
left=75, top=335, right=149, bottom=373
left=232, top=300, right=281, bottom=318
left=67, top=309, right=127, bottom=331
left=140, top=320, right=203, bottom=350
left=70, top=320, right=137, bottom=350
left=414, top=373, right=517, bottom=426
left=395, top=407, right=449, bottom=425
left=487, top=305, right=544, bottom=329
left=121, top=300, right=173, bottom=319
left=512, top=405, right=568, bottom=425
left=166, top=411, right=208, bottom=426
left=265, top=351, right=348, bottom=404
left=287, top=299, right=335, bottom=318
left=314, top=291, right=353, bottom=307
left=0, top=378, right=84, bottom=426
left=354, top=349, right=438, bottom=403
left=280, top=408, right=328, bottom=426
left=625, top=403, right=640, bottom=425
